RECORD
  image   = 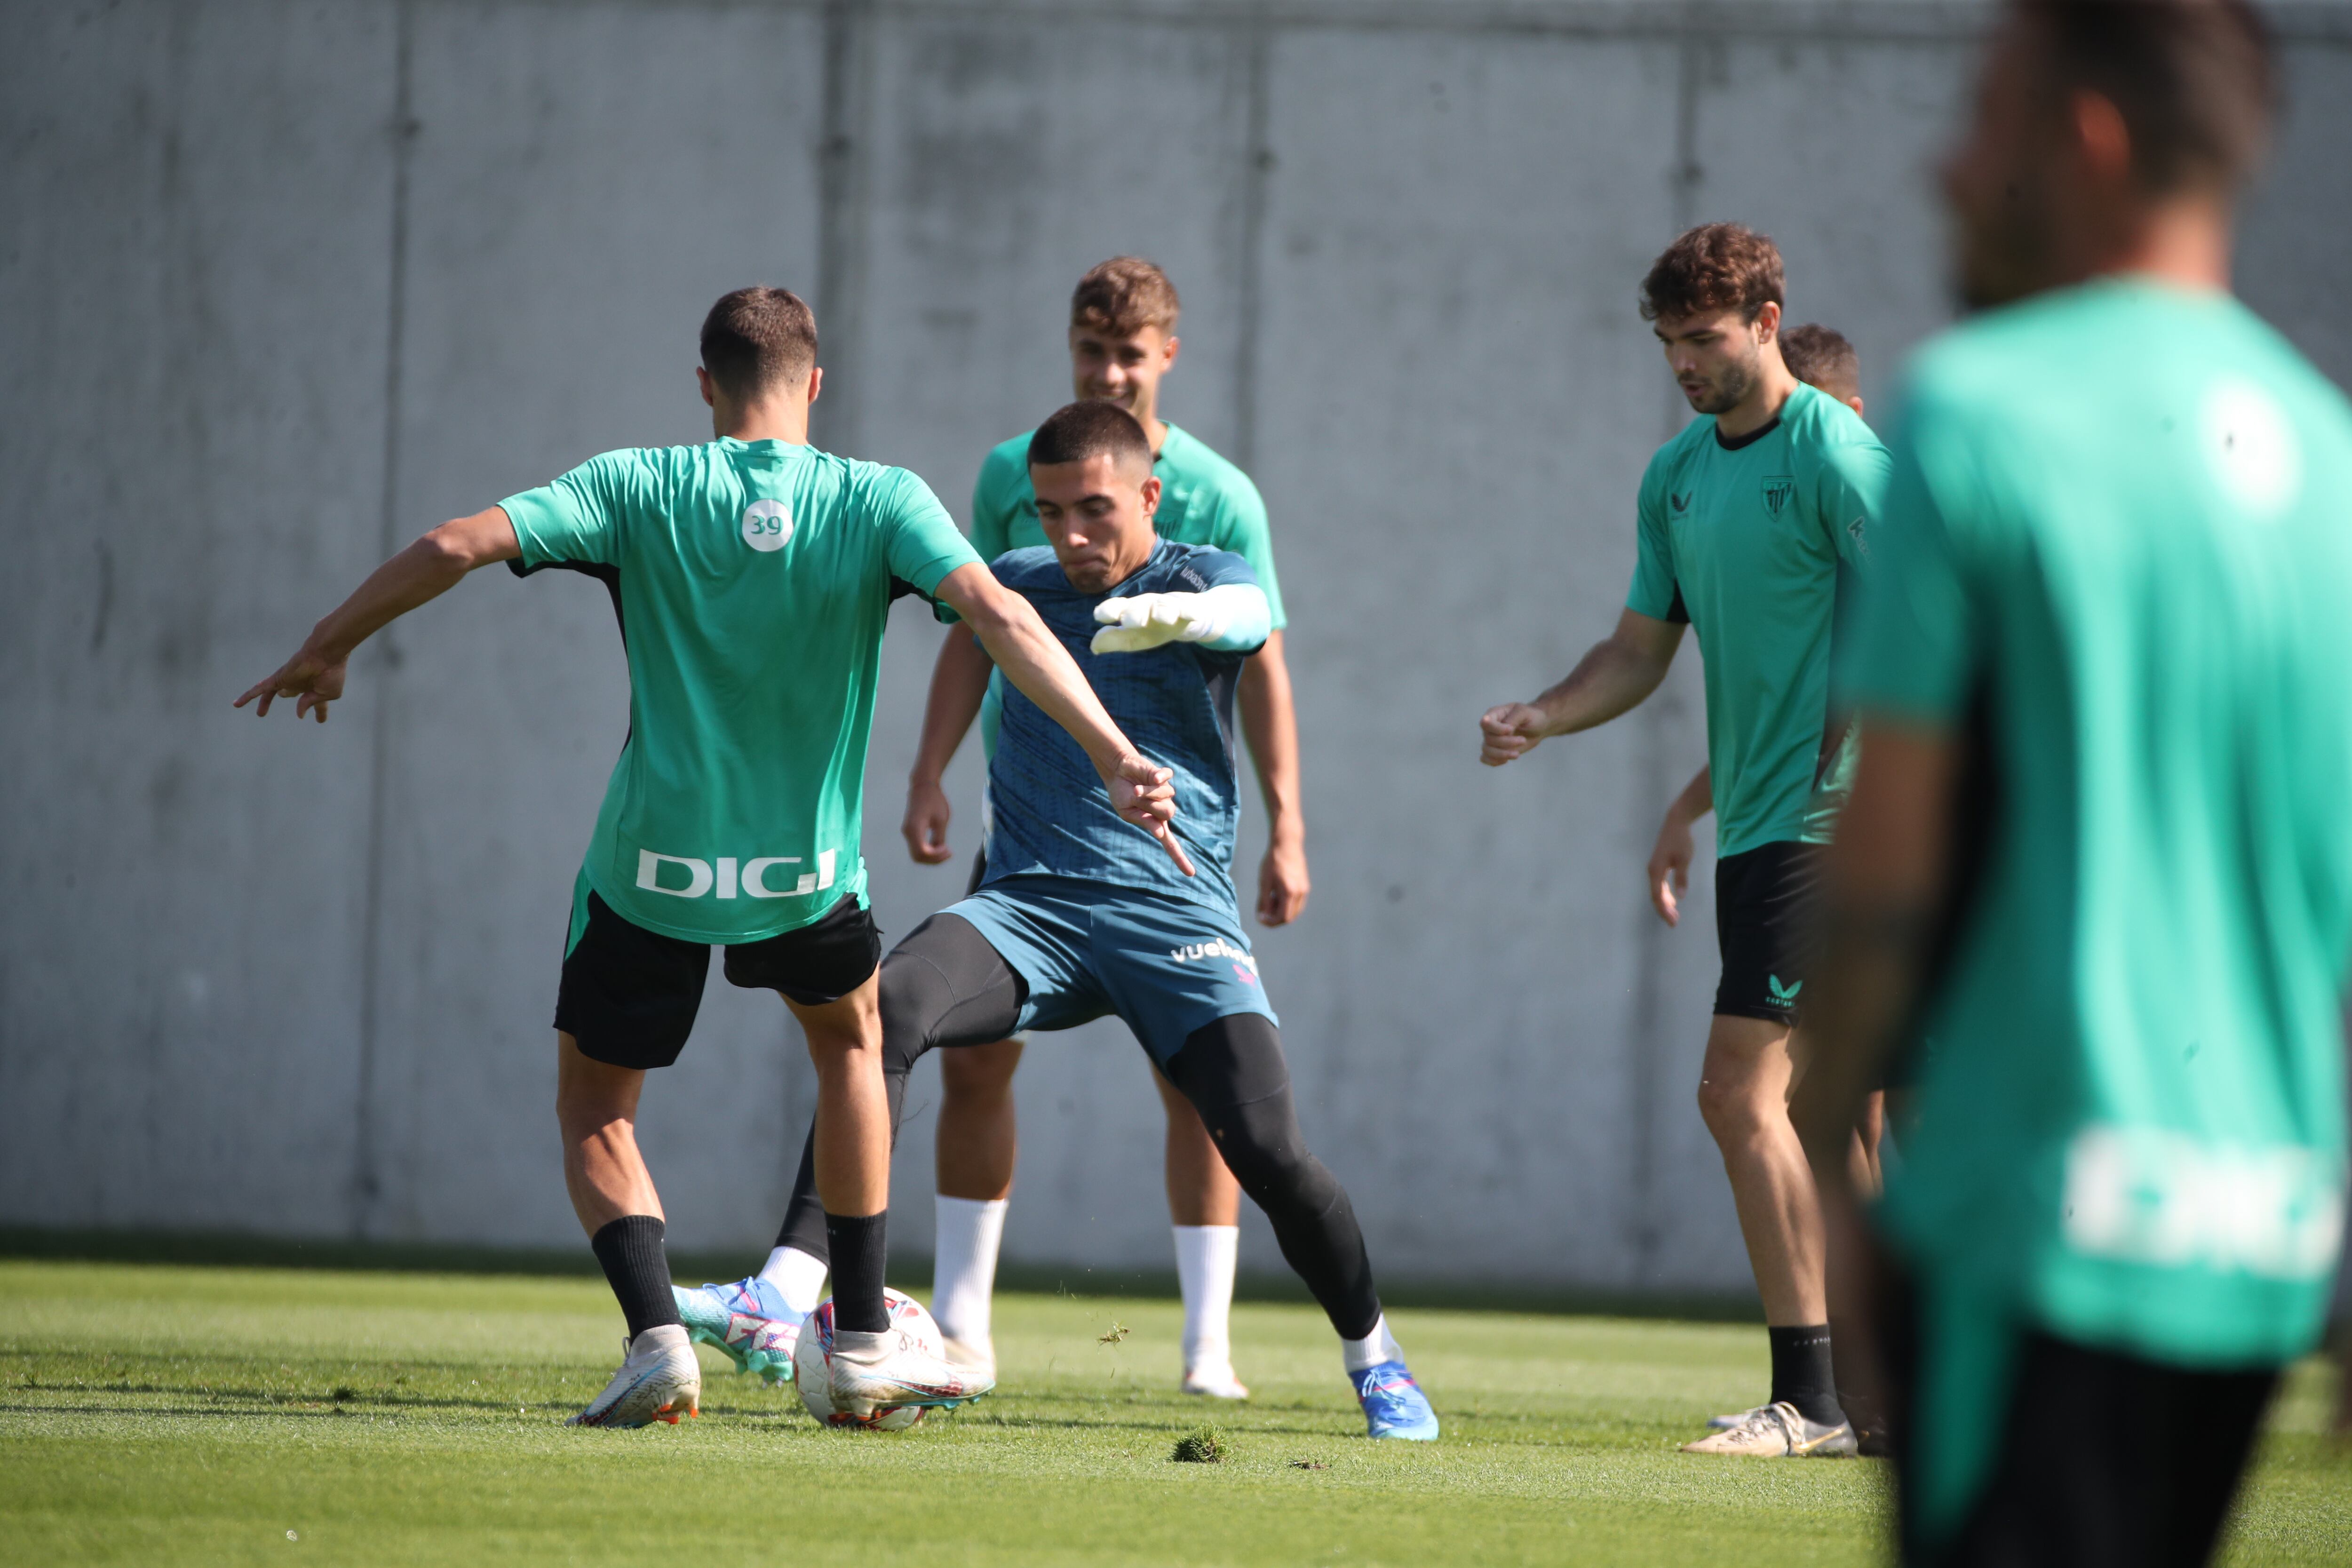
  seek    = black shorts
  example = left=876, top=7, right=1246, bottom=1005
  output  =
left=1879, top=1257, right=2277, bottom=1568
left=554, top=889, right=881, bottom=1070
left=1713, top=840, right=1821, bottom=1023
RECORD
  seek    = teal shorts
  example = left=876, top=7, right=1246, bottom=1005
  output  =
left=944, top=876, right=1278, bottom=1068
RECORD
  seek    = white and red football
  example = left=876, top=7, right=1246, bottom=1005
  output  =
left=792, top=1287, right=947, bottom=1431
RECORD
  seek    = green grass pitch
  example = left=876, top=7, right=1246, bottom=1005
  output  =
left=2, top=1261, right=2344, bottom=1565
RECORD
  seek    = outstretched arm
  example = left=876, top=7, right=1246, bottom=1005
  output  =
left=234, top=506, right=520, bottom=722
left=932, top=562, right=1193, bottom=876
left=1479, top=607, right=1685, bottom=766
left=902, top=623, right=994, bottom=865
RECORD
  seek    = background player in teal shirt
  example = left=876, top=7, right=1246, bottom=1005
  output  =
left=237, top=288, right=1185, bottom=1429
left=1481, top=225, right=1890, bottom=1457
left=1801, top=5, right=2352, bottom=1563
left=898, top=260, right=1302, bottom=1398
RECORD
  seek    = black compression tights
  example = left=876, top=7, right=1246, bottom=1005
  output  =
left=774, top=912, right=1383, bottom=1342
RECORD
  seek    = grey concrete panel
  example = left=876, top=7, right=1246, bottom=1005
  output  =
left=2241, top=42, right=2352, bottom=391
left=0, top=1, right=400, bottom=1234
left=1237, top=25, right=1719, bottom=1286
left=357, top=0, right=830, bottom=1249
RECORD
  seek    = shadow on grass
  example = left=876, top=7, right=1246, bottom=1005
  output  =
left=0, top=1226, right=1762, bottom=1324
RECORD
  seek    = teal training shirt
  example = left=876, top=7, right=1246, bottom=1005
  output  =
left=502, top=438, right=979, bottom=943
left=1840, top=277, right=2352, bottom=1548
left=1626, top=382, right=1890, bottom=855
left=1844, top=280, right=2352, bottom=1366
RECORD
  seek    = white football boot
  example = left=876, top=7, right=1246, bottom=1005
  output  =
left=830, top=1326, right=993, bottom=1419
left=1680, top=1400, right=1855, bottom=1457
left=1181, top=1361, right=1251, bottom=1400
left=567, top=1323, right=702, bottom=1428
left=1706, top=1403, right=1768, bottom=1431
left=940, top=1334, right=996, bottom=1385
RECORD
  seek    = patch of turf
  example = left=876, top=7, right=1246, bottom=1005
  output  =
left=0, top=1261, right=2341, bottom=1566
left=1171, top=1423, right=1228, bottom=1463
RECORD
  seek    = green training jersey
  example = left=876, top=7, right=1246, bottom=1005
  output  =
left=969, top=419, right=1286, bottom=757
left=1626, top=381, right=1890, bottom=857
left=1844, top=279, right=2352, bottom=1376
left=971, top=421, right=1287, bottom=627
left=502, top=438, right=979, bottom=944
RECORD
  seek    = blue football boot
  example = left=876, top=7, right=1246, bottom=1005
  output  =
left=673, top=1275, right=803, bottom=1385
left=1351, top=1360, right=1440, bottom=1441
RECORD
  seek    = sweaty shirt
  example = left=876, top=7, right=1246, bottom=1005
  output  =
left=1845, top=279, right=2352, bottom=1370
left=953, top=540, right=1266, bottom=913
left=502, top=438, right=978, bottom=943
left=1627, top=381, right=1891, bottom=856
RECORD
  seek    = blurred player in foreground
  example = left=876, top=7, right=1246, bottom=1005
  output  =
left=683, top=259, right=1301, bottom=1400
left=1483, top=227, right=1889, bottom=1457
left=719, top=401, right=1438, bottom=1439
left=236, top=289, right=1185, bottom=1428
left=1797, top=3, right=2352, bottom=1561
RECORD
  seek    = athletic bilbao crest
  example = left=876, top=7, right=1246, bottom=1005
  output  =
left=1761, top=476, right=1796, bottom=517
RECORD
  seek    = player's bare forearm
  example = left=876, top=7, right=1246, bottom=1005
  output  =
left=1240, top=631, right=1310, bottom=925
left=235, top=506, right=520, bottom=721
left=911, top=624, right=992, bottom=787
left=1668, top=764, right=1713, bottom=826
left=902, top=624, right=994, bottom=864
left=1480, top=609, right=1683, bottom=766
left=1794, top=721, right=1958, bottom=1197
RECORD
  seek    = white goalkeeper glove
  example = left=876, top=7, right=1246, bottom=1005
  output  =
left=1090, top=590, right=1231, bottom=653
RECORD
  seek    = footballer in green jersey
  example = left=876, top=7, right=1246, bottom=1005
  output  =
left=1483, top=224, right=1888, bottom=1458
left=238, top=287, right=1186, bottom=1431
left=1800, top=8, right=2348, bottom=1565
left=876, top=258, right=1308, bottom=1401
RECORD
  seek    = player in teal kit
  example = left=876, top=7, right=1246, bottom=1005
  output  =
left=1482, top=225, right=1889, bottom=1457
left=1799, top=5, right=2352, bottom=1563
left=730, top=401, right=1438, bottom=1439
left=236, top=288, right=1184, bottom=1429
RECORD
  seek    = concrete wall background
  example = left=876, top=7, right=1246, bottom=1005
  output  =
left=5, top=0, right=2348, bottom=1295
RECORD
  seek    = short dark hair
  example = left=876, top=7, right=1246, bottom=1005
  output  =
left=1640, top=223, right=1786, bottom=324
left=1071, top=257, right=1181, bottom=338
left=2018, top=0, right=2274, bottom=193
left=699, top=287, right=818, bottom=401
left=1780, top=324, right=1859, bottom=397
left=1027, top=400, right=1153, bottom=472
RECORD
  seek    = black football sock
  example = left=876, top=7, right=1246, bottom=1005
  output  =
left=826, top=1210, right=890, bottom=1334
left=1767, top=1324, right=1843, bottom=1427
left=589, top=1215, right=680, bottom=1342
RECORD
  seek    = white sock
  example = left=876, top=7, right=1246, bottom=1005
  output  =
left=931, top=1194, right=1009, bottom=1346
left=758, top=1245, right=829, bottom=1317
left=1341, top=1313, right=1403, bottom=1374
left=1173, top=1225, right=1240, bottom=1373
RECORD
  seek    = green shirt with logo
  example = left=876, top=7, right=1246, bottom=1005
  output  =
left=1626, top=382, right=1890, bottom=857
left=501, top=438, right=979, bottom=944
left=1841, top=281, right=2352, bottom=1531
left=968, top=420, right=1286, bottom=756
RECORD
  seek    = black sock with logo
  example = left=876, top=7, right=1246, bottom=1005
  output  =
left=826, top=1210, right=890, bottom=1334
left=1767, top=1324, right=1844, bottom=1428
left=589, top=1215, right=680, bottom=1342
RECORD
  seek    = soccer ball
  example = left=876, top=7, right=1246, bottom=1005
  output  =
left=792, top=1287, right=946, bottom=1430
